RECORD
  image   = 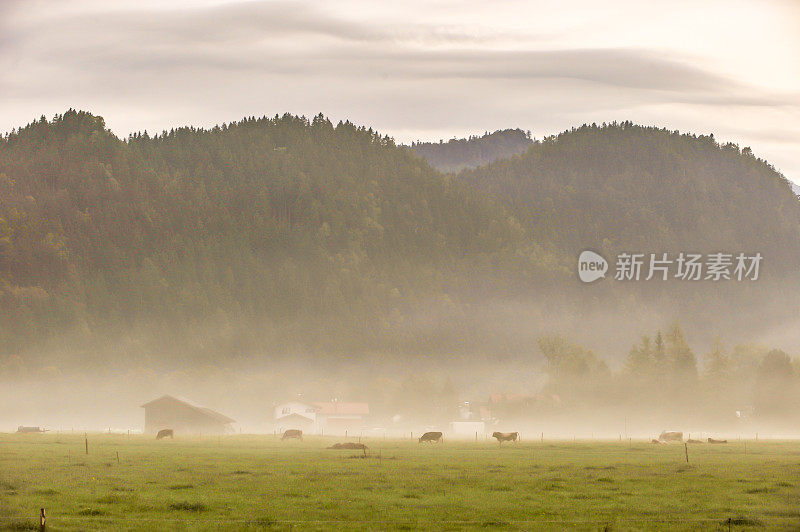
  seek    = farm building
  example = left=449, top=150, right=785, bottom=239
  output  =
left=312, top=401, right=369, bottom=435
left=273, top=400, right=369, bottom=435
left=274, top=401, right=317, bottom=432
left=141, top=395, right=235, bottom=435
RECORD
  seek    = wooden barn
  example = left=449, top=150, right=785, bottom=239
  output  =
left=141, top=395, right=235, bottom=435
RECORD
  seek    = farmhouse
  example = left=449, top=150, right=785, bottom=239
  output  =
left=273, top=400, right=370, bottom=434
left=274, top=401, right=317, bottom=432
left=141, top=395, right=235, bottom=435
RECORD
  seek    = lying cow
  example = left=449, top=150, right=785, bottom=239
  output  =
left=281, top=429, right=303, bottom=440
left=156, top=429, right=174, bottom=440
left=418, top=431, right=443, bottom=443
left=327, top=442, right=368, bottom=450
left=707, top=438, right=728, bottom=444
left=492, top=432, right=519, bottom=443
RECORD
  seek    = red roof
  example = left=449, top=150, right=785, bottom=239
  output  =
left=312, top=402, right=369, bottom=415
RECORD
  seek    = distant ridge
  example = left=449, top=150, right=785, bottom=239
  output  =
left=410, top=129, right=532, bottom=172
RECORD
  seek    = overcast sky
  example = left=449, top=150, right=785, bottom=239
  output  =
left=2, top=0, right=798, bottom=182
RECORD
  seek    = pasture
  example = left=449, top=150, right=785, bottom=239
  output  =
left=1, top=434, right=799, bottom=530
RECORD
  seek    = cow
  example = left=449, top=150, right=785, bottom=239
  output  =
left=492, top=432, right=519, bottom=443
left=156, top=429, right=174, bottom=440
left=658, top=431, right=683, bottom=442
left=707, top=438, right=728, bottom=444
left=281, top=429, right=303, bottom=441
left=418, top=431, right=443, bottom=443
left=327, top=442, right=368, bottom=450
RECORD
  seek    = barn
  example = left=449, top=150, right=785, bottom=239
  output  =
left=141, top=395, right=235, bottom=435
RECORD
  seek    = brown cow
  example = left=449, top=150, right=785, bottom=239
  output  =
left=156, top=429, right=174, bottom=440
left=492, top=432, right=519, bottom=443
left=281, top=429, right=303, bottom=440
left=418, top=431, right=443, bottom=443
left=707, top=438, right=728, bottom=444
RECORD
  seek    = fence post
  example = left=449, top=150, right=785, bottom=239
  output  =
left=39, top=508, right=46, bottom=531
left=684, top=443, right=689, bottom=463
left=85, top=434, right=89, bottom=455
left=116, top=451, right=120, bottom=465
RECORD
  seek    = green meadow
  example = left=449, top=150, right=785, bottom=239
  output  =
left=1, top=434, right=799, bottom=530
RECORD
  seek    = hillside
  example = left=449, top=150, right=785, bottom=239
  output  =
left=0, top=110, right=560, bottom=367
left=410, top=129, right=532, bottom=173
left=1, top=113, right=798, bottom=372
left=462, top=122, right=800, bottom=272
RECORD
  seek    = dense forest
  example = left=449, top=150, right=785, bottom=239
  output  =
left=410, top=129, right=532, bottom=172
left=0, top=111, right=798, bottom=377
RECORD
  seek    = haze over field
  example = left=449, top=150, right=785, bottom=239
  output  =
left=0, top=110, right=798, bottom=435
left=1, top=0, right=799, bottom=437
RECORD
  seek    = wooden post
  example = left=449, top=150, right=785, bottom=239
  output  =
left=684, top=443, right=689, bottom=463
left=345, top=430, right=348, bottom=439
left=475, top=431, right=478, bottom=442
left=85, top=434, right=89, bottom=455
left=116, top=451, right=120, bottom=465
left=744, top=442, right=747, bottom=455
left=39, top=508, right=46, bottom=531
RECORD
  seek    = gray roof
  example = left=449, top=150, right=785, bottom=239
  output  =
left=141, top=394, right=235, bottom=424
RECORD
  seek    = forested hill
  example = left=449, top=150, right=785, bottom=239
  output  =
left=462, top=122, right=800, bottom=274
left=0, top=112, right=798, bottom=371
left=410, top=129, right=532, bottom=172
left=0, top=110, right=553, bottom=364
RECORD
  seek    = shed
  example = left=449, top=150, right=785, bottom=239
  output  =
left=141, top=395, right=235, bottom=435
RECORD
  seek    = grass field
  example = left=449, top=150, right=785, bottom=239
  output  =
left=1, top=434, right=799, bottom=530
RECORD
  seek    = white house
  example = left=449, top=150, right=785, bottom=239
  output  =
left=273, top=400, right=370, bottom=435
left=274, top=401, right=317, bottom=432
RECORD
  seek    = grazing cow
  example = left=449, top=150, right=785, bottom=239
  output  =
left=327, top=442, right=368, bottom=450
left=707, top=438, right=727, bottom=444
left=156, top=429, right=174, bottom=440
left=686, top=439, right=703, bottom=444
left=281, top=429, right=303, bottom=441
left=492, top=432, right=519, bottom=443
left=658, top=431, right=683, bottom=442
left=418, top=431, right=443, bottom=443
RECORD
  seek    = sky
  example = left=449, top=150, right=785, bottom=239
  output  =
left=1, top=0, right=799, bottom=183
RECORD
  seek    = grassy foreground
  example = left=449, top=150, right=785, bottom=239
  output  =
left=1, top=434, right=799, bottom=530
